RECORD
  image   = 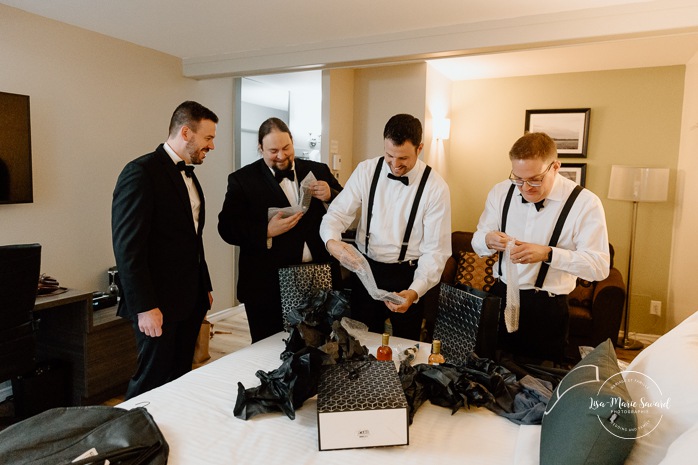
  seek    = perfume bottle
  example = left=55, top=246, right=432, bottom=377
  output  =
left=376, top=333, right=393, bottom=361
left=428, top=339, right=446, bottom=365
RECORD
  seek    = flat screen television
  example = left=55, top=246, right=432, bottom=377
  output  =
left=0, top=91, right=33, bottom=204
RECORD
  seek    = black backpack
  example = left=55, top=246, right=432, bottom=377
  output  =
left=0, top=406, right=168, bottom=464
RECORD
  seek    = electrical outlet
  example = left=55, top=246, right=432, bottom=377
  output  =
left=650, top=300, right=662, bottom=316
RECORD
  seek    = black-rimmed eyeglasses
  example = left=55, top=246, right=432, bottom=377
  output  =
left=509, top=161, right=555, bottom=187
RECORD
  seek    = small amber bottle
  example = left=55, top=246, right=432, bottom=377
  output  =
left=376, top=333, right=393, bottom=361
left=428, top=339, right=445, bottom=365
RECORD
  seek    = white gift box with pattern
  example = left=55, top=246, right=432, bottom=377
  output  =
left=317, top=360, right=409, bottom=451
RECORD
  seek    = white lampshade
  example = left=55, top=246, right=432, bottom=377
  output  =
left=608, top=166, right=669, bottom=202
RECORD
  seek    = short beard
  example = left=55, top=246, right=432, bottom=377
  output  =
left=186, top=139, right=204, bottom=165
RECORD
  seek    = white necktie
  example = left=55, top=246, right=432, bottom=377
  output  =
left=504, top=239, right=520, bottom=333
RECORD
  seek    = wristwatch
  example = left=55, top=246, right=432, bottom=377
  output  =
left=544, top=248, right=553, bottom=264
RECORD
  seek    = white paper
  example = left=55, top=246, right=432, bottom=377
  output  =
left=267, top=172, right=317, bottom=221
left=336, top=246, right=406, bottom=305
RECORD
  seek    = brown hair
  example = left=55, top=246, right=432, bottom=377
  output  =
left=168, top=101, right=218, bottom=137
left=509, top=132, right=557, bottom=161
left=258, top=117, right=293, bottom=148
left=383, top=114, right=422, bottom=147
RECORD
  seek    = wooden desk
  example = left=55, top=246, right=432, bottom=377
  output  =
left=34, top=289, right=137, bottom=405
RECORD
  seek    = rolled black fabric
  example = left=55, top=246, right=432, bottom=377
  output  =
left=234, top=289, right=370, bottom=421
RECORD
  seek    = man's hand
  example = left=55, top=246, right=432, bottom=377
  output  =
left=510, top=242, right=552, bottom=265
left=385, top=289, right=418, bottom=313
left=484, top=231, right=512, bottom=251
left=326, top=239, right=363, bottom=272
left=309, top=180, right=332, bottom=202
left=137, top=308, right=163, bottom=337
left=267, top=211, right=303, bottom=238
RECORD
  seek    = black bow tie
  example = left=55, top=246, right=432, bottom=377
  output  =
left=387, top=173, right=409, bottom=186
left=177, top=161, right=194, bottom=178
left=274, top=168, right=295, bottom=183
left=522, top=197, right=545, bottom=211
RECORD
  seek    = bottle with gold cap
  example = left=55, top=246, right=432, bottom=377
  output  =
left=376, top=333, right=393, bottom=361
left=428, top=339, right=445, bottom=365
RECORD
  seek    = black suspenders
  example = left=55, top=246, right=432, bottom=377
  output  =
left=499, top=183, right=584, bottom=289
left=365, top=157, right=432, bottom=262
left=535, top=184, right=583, bottom=288
left=364, top=157, right=385, bottom=254
left=498, top=184, right=517, bottom=276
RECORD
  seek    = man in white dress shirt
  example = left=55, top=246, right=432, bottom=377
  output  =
left=320, top=114, right=451, bottom=340
left=472, top=132, right=610, bottom=362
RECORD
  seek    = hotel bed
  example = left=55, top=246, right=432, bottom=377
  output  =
left=118, top=309, right=698, bottom=465
left=118, top=331, right=541, bottom=465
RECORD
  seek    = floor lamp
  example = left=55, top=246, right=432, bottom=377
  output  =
left=608, top=166, right=669, bottom=350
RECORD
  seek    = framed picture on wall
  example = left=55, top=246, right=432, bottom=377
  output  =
left=559, top=163, right=587, bottom=187
left=524, top=108, right=590, bottom=158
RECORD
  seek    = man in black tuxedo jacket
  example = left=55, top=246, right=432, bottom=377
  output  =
left=112, top=101, right=217, bottom=399
left=218, top=117, right=343, bottom=342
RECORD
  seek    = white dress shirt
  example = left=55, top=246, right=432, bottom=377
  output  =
left=472, top=173, right=610, bottom=295
left=320, top=157, right=452, bottom=298
left=163, top=143, right=200, bottom=233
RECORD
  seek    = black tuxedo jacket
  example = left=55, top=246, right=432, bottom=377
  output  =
left=112, top=144, right=212, bottom=322
left=217, top=158, right=342, bottom=303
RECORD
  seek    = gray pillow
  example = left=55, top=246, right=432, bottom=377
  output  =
left=540, top=339, right=636, bottom=465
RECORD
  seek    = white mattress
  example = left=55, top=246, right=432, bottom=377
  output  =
left=118, top=332, right=540, bottom=465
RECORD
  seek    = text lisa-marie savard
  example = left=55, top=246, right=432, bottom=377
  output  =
left=589, top=396, right=671, bottom=414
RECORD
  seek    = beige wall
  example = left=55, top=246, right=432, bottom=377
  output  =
left=0, top=5, right=236, bottom=311
left=352, top=64, right=427, bottom=163
left=424, top=66, right=453, bottom=181
left=325, top=68, right=355, bottom=186
left=669, top=53, right=698, bottom=329
left=449, top=67, right=685, bottom=336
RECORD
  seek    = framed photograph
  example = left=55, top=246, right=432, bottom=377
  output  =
left=524, top=108, right=590, bottom=158
left=559, top=163, right=587, bottom=187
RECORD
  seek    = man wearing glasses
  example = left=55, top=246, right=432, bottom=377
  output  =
left=472, top=132, right=610, bottom=364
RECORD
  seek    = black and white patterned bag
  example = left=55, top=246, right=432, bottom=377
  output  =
left=278, top=263, right=333, bottom=328
left=432, top=283, right=500, bottom=362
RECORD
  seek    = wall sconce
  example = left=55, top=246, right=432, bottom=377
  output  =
left=434, top=118, right=451, bottom=140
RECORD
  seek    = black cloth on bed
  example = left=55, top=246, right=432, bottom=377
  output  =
left=398, top=354, right=567, bottom=425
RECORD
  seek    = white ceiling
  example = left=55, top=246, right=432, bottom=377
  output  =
left=2, top=0, right=698, bottom=80
left=0, top=0, right=648, bottom=60
left=428, top=32, right=698, bottom=81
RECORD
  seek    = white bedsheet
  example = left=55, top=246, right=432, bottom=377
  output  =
left=118, top=332, right=541, bottom=465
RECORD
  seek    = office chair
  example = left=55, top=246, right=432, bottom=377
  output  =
left=0, top=244, right=41, bottom=382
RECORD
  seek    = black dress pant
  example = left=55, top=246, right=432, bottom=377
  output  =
left=350, top=256, right=424, bottom=341
left=125, top=305, right=208, bottom=400
left=243, top=295, right=284, bottom=344
left=490, top=280, right=569, bottom=363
